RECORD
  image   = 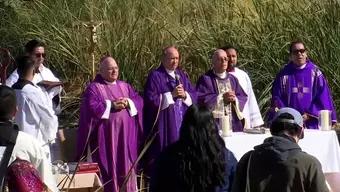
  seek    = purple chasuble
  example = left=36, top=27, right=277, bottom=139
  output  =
left=76, top=75, right=143, bottom=192
left=196, top=69, right=248, bottom=132
left=143, top=65, right=197, bottom=175
left=269, top=60, right=337, bottom=129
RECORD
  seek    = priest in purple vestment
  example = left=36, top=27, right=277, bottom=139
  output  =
left=269, top=41, right=337, bottom=129
left=196, top=49, right=248, bottom=132
left=77, top=56, right=143, bottom=192
left=143, top=46, right=197, bottom=175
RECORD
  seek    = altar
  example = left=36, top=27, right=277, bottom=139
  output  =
left=223, top=129, right=340, bottom=173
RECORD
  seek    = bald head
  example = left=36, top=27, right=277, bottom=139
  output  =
left=99, top=56, right=119, bottom=82
left=162, top=46, right=179, bottom=71
left=212, top=49, right=229, bottom=73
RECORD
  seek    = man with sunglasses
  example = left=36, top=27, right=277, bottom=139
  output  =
left=6, top=39, right=62, bottom=114
left=268, top=41, right=337, bottom=129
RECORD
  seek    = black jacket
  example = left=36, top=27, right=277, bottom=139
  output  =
left=232, top=135, right=329, bottom=192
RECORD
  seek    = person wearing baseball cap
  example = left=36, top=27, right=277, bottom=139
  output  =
left=232, top=107, right=329, bottom=192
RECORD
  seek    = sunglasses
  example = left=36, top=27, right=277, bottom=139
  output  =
left=292, top=49, right=306, bottom=55
left=35, top=53, right=46, bottom=58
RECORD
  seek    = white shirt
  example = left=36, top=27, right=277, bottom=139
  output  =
left=214, top=71, right=227, bottom=79
left=229, top=67, right=264, bottom=128
left=0, top=131, right=58, bottom=192
left=14, top=83, right=58, bottom=158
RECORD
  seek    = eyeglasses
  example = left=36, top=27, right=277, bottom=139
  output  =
left=292, top=49, right=306, bottom=55
left=35, top=53, right=46, bottom=58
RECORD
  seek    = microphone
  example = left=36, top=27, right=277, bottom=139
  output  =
left=175, top=74, right=183, bottom=101
left=175, top=74, right=181, bottom=86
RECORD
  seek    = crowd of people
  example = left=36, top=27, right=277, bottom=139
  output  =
left=0, top=39, right=337, bottom=192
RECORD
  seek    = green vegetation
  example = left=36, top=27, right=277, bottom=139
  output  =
left=1, top=0, right=340, bottom=125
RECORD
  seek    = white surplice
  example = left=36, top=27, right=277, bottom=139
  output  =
left=6, top=65, right=62, bottom=113
left=14, top=83, right=58, bottom=160
left=229, top=67, right=264, bottom=128
left=0, top=131, right=58, bottom=192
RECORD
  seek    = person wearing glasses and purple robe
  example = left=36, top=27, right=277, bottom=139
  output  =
left=196, top=49, right=248, bottom=133
left=77, top=56, right=143, bottom=192
left=268, top=41, right=337, bottom=129
left=143, top=46, right=197, bottom=176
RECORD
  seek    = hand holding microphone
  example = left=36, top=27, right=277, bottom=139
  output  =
left=172, top=74, right=186, bottom=99
left=173, top=84, right=186, bottom=98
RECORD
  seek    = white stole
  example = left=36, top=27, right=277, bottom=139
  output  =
left=229, top=68, right=264, bottom=128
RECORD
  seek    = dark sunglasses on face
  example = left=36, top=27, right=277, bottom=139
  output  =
left=292, top=49, right=306, bottom=55
left=35, top=53, right=46, bottom=58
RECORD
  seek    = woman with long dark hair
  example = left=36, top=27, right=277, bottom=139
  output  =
left=150, top=105, right=237, bottom=192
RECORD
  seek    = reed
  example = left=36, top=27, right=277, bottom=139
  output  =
left=1, top=0, right=340, bottom=125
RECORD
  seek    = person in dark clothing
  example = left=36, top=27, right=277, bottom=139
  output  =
left=150, top=104, right=237, bottom=192
left=232, top=107, right=329, bottom=192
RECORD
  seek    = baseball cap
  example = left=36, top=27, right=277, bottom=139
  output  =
left=272, top=107, right=303, bottom=128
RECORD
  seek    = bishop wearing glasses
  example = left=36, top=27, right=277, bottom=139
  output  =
left=268, top=40, right=337, bottom=129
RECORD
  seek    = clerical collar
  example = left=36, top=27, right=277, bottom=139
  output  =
left=165, top=69, right=176, bottom=79
left=214, top=71, right=227, bottom=79
left=291, top=62, right=306, bottom=69
left=104, top=80, right=117, bottom=85
left=297, top=63, right=306, bottom=69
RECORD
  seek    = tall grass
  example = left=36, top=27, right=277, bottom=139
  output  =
left=1, top=0, right=340, bottom=124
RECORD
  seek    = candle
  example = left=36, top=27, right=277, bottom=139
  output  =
left=221, top=115, right=232, bottom=137
left=319, top=110, right=331, bottom=131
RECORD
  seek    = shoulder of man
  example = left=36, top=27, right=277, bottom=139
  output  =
left=116, top=80, right=135, bottom=89
left=19, top=83, right=41, bottom=96
left=40, top=65, right=55, bottom=74
left=84, top=80, right=104, bottom=94
left=147, top=67, right=163, bottom=79
left=234, top=67, right=248, bottom=74
left=176, top=67, right=191, bottom=79
left=309, top=63, right=323, bottom=77
left=291, top=150, right=323, bottom=169
left=277, top=63, right=291, bottom=75
left=14, top=131, right=44, bottom=154
left=17, top=131, right=38, bottom=142
left=238, top=150, right=254, bottom=165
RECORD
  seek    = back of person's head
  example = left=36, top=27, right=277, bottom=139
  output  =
left=178, top=105, right=226, bottom=191
left=180, top=104, right=218, bottom=145
left=0, top=85, right=16, bottom=121
left=24, top=39, right=45, bottom=54
left=16, top=56, right=35, bottom=78
left=270, top=107, right=304, bottom=138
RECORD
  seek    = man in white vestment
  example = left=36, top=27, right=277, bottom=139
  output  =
left=6, top=39, right=62, bottom=113
left=12, top=56, right=58, bottom=162
left=0, top=85, right=58, bottom=192
left=222, top=45, right=264, bottom=128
